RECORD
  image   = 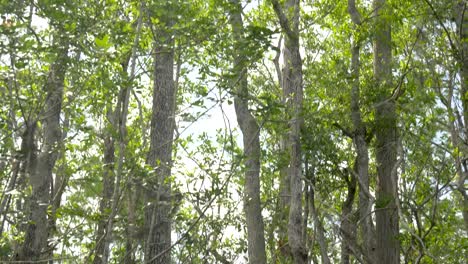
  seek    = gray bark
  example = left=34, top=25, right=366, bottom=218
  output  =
left=228, top=1, right=267, bottom=263
left=271, top=0, right=306, bottom=262
left=14, top=121, right=37, bottom=243
left=17, top=34, right=69, bottom=261
left=277, top=141, right=291, bottom=261
left=47, top=116, right=70, bottom=260
left=284, top=17, right=306, bottom=264
left=144, top=7, right=176, bottom=263
left=373, top=0, right=400, bottom=263
left=348, top=1, right=376, bottom=262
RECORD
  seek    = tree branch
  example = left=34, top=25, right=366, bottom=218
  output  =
left=422, top=0, right=460, bottom=61
left=333, top=122, right=353, bottom=138
left=270, top=0, right=296, bottom=39
left=348, top=0, right=362, bottom=25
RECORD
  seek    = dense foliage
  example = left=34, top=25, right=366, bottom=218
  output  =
left=0, top=0, right=466, bottom=263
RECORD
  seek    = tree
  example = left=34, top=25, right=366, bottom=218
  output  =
left=144, top=1, right=177, bottom=263
left=228, top=0, right=267, bottom=263
left=0, top=0, right=466, bottom=263
left=271, top=0, right=306, bottom=263
left=347, top=0, right=375, bottom=262
left=15, top=20, right=69, bottom=261
left=373, top=0, right=400, bottom=263
left=92, top=3, right=144, bottom=263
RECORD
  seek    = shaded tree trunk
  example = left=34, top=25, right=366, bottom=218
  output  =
left=144, top=5, right=176, bottom=263
left=276, top=143, right=291, bottom=262
left=348, top=1, right=376, bottom=262
left=47, top=115, right=70, bottom=260
left=340, top=167, right=357, bottom=264
left=17, top=34, right=69, bottom=261
left=307, top=167, right=330, bottom=264
left=271, top=0, right=306, bottom=263
left=228, top=1, right=267, bottom=263
left=46, top=52, right=78, bottom=260
left=373, top=0, right=399, bottom=263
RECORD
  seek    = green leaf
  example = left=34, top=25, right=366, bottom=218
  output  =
left=95, top=34, right=111, bottom=49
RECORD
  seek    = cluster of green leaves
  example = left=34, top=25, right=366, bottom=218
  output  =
left=0, top=0, right=466, bottom=262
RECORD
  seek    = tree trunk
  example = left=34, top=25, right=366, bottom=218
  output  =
left=144, top=7, right=176, bottom=263
left=340, top=168, right=356, bottom=264
left=308, top=168, right=331, bottom=264
left=373, top=0, right=399, bottom=263
left=47, top=115, right=70, bottom=260
left=347, top=1, right=376, bottom=261
left=228, top=1, right=267, bottom=263
left=18, top=34, right=69, bottom=261
left=271, top=0, right=306, bottom=263
left=276, top=142, right=291, bottom=262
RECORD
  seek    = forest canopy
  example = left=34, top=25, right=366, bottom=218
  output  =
left=0, top=0, right=467, bottom=263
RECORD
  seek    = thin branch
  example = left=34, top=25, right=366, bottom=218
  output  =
left=422, top=0, right=460, bottom=61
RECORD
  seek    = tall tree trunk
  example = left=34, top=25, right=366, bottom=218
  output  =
left=46, top=52, right=78, bottom=260
left=271, top=0, right=306, bottom=263
left=47, top=115, right=70, bottom=260
left=17, top=34, right=69, bottom=261
left=93, top=130, right=115, bottom=264
left=348, top=1, right=376, bottom=262
left=373, top=0, right=399, bottom=263
left=144, top=6, right=176, bottom=263
left=228, top=1, right=267, bottom=263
